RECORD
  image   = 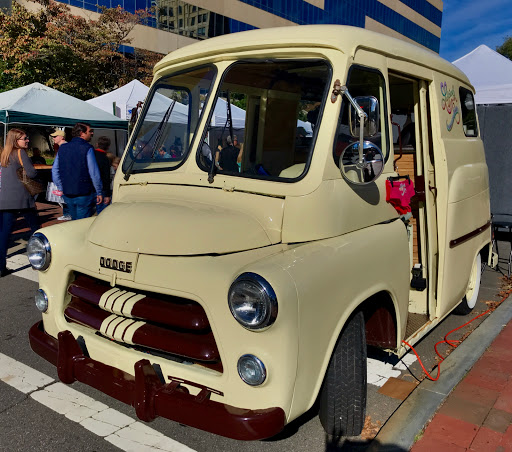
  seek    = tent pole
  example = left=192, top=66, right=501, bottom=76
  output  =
left=114, top=130, right=119, bottom=157
left=3, top=112, right=8, bottom=145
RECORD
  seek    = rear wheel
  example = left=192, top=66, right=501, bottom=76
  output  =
left=454, top=253, right=482, bottom=315
left=319, top=311, right=367, bottom=437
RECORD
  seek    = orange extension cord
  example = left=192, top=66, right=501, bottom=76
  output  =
left=401, top=288, right=512, bottom=382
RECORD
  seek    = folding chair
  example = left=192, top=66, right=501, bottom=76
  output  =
left=492, top=213, right=512, bottom=276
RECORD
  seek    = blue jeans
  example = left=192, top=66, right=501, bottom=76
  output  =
left=63, top=194, right=96, bottom=220
left=0, top=209, right=40, bottom=272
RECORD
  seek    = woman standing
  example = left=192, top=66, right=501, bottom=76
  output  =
left=0, top=128, right=40, bottom=277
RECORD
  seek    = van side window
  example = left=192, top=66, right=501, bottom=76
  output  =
left=459, top=87, right=478, bottom=137
left=333, top=67, right=388, bottom=167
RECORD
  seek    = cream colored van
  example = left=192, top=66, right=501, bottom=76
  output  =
left=28, top=25, right=495, bottom=440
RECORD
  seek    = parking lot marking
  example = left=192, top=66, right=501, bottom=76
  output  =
left=0, top=352, right=196, bottom=452
left=0, top=352, right=53, bottom=392
left=6, top=253, right=38, bottom=282
left=367, top=354, right=417, bottom=387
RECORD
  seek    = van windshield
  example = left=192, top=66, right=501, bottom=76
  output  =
left=197, top=60, right=331, bottom=180
left=122, top=65, right=216, bottom=176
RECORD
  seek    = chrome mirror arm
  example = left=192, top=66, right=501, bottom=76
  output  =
left=340, top=86, right=367, bottom=161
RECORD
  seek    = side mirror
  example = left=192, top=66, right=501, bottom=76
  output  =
left=340, top=141, right=384, bottom=185
left=349, top=96, right=379, bottom=138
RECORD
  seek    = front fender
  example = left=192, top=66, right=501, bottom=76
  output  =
left=273, top=219, right=410, bottom=421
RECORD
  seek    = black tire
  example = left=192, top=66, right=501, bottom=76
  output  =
left=319, top=311, right=367, bottom=437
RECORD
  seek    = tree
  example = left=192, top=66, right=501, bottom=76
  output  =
left=0, top=0, right=161, bottom=99
left=496, top=36, right=512, bottom=61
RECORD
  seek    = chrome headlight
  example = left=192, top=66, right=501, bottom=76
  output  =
left=35, top=289, right=49, bottom=313
left=238, top=354, right=267, bottom=386
left=228, top=273, right=277, bottom=330
left=27, top=233, right=51, bottom=271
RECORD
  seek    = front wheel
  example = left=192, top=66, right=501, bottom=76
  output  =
left=319, top=311, right=367, bottom=437
left=454, top=253, right=482, bottom=315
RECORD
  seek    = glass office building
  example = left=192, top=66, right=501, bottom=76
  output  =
left=57, top=0, right=442, bottom=53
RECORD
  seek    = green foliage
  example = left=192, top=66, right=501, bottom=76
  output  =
left=496, top=36, right=512, bottom=61
left=0, top=0, right=162, bottom=99
left=230, top=93, right=247, bottom=110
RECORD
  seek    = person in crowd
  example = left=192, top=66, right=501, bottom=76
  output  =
left=30, top=147, right=46, bottom=165
left=110, top=156, right=120, bottom=192
left=47, top=129, right=71, bottom=221
left=50, top=129, right=67, bottom=148
left=232, top=135, right=244, bottom=171
left=0, top=129, right=40, bottom=277
left=52, top=123, right=103, bottom=220
left=157, top=146, right=171, bottom=160
left=94, top=136, right=112, bottom=214
left=173, top=137, right=183, bottom=156
left=200, top=141, right=213, bottom=167
left=215, top=135, right=243, bottom=172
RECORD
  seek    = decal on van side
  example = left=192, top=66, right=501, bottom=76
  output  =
left=441, top=82, right=460, bottom=132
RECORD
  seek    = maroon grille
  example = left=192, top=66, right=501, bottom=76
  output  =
left=64, top=274, right=222, bottom=372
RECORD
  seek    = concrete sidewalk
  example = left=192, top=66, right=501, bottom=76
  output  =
left=410, top=318, right=512, bottom=451
left=370, top=242, right=512, bottom=452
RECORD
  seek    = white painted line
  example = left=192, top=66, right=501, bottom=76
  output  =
left=0, top=352, right=196, bottom=452
left=367, top=353, right=417, bottom=387
left=0, top=353, right=53, bottom=393
left=6, top=253, right=39, bottom=282
left=106, top=422, right=196, bottom=452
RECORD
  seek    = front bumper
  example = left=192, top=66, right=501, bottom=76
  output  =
left=29, top=321, right=285, bottom=440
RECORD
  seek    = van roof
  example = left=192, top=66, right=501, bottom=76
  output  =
left=155, top=25, right=470, bottom=86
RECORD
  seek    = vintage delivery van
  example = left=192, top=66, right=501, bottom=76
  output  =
left=28, top=25, right=495, bottom=440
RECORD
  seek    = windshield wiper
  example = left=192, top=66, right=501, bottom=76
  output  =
left=123, top=100, right=176, bottom=181
left=150, top=100, right=176, bottom=159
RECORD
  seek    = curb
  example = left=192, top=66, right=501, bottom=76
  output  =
left=370, top=294, right=512, bottom=451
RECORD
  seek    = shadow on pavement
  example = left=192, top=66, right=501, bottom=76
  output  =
left=325, top=437, right=408, bottom=451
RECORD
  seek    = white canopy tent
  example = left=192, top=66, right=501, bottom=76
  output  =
left=86, top=80, right=246, bottom=127
left=453, top=45, right=512, bottom=216
left=87, top=79, right=312, bottom=134
left=452, top=45, right=512, bottom=105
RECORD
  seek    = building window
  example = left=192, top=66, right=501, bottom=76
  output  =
left=191, top=17, right=195, bottom=25
left=459, top=87, right=478, bottom=137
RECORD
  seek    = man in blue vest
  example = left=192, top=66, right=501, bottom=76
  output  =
left=52, top=123, right=103, bottom=220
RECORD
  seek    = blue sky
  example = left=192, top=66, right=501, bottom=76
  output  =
left=439, top=0, right=512, bottom=62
